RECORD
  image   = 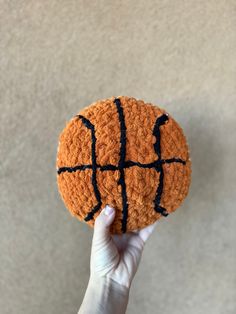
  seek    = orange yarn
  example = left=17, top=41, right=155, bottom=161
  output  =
left=56, top=96, right=191, bottom=234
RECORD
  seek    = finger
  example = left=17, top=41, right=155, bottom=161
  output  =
left=138, top=220, right=158, bottom=244
left=91, top=206, right=119, bottom=275
left=92, top=205, right=116, bottom=246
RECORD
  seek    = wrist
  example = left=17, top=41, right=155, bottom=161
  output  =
left=89, top=273, right=130, bottom=297
left=79, top=274, right=130, bottom=314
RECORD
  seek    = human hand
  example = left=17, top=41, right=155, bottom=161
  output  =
left=90, top=205, right=157, bottom=290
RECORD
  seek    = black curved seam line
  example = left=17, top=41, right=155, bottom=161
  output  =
left=77, top=115, right=102, bottom=221
left=153, top=114, right=169, bottom=217
left=57, top=158, right=186, bottom=174
left=114, top=98, right=129, bottom=233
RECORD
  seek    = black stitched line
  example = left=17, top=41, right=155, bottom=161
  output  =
left=153, top=114, right=169, bottom=159
left=77, top=115, right=102, bottom=221
left=57, top=164, right=92, bottom=174
left=114, top=98, right=129, bottom=233
left=57, top=158, right=186, bottom=174
left=161, top=158, right=186, bottom=165
left=153, top=114, right=169, bottom=216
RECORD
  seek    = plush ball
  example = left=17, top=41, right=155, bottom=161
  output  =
left=56, top=96, right=191, bottom=234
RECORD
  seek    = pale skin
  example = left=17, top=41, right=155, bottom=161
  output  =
left=78, top=205, right=158, bottom=314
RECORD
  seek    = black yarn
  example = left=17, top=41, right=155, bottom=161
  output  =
left=99, top=164, right=118, bottom=171
left=114, top=98, right=129, bottom=233
left=57, top=158, right=186, bottom=174
left=58, top=103, right=187, bottom=232
left=57, top=164, right=92, bottom=174
left=152, top=114, right=169, bottom=216
left=77, top=115, right=102, bottom=221
left=153, top=114, right=169, bottom=159
left=161, top=158, right=186, bottom=165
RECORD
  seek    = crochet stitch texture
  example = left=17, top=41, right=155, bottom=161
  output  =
left=56, top=96, right=191, bottom=234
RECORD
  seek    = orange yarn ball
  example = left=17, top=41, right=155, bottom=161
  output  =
left=56, top=96, right=191, bottom=234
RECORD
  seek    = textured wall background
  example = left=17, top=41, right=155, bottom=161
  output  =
left=0, top=1, right=235, bottom=314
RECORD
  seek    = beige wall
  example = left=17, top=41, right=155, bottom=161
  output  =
left=0, top=1, right=235, bottom=313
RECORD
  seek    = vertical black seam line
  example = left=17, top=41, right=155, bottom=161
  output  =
left=77, top=115, right=102, bottom=221
left=153, top=114, right=169, bottom=159
left=114, top=98, right=129, bottom=233
left=153, top=114, right=169, bottom=216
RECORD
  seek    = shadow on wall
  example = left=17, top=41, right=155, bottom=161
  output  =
left=171, top=98, right=223, bottom=216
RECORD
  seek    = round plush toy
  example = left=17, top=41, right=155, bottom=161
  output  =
left=56, top=96, right=191, bottom=234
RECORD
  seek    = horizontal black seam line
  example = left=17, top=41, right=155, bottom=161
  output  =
left=76, top=115, right=102, bottom=222
left=153, top=114, right=169, bottom=217
left=57, top=164, right=93, bottom=174
left=114, top=98, right=129, bottom=233
left=57, top=158, right=187, bottom=174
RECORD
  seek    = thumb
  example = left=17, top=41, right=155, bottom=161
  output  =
left=93, top=205, right=116, bottom=245
left=91, top=205, right=118, bottom=276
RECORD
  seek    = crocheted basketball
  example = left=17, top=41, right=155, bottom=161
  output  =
left=56, top=96, right=191, bottom=234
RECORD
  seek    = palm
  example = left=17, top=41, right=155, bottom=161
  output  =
left=91, top=207, right=157, bottom=289
left=106, top=223, right=157, bottom=288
